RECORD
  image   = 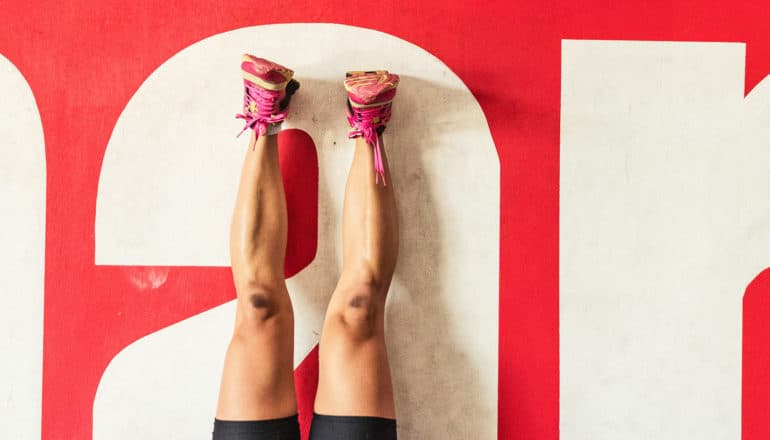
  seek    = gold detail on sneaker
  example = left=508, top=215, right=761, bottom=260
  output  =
left=348, top=98, right=394, bottom=109
left=242, top=71, right=291, bottom=91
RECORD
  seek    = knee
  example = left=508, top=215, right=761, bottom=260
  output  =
left=233, top=284, right=292, bottom=339
left=334, top=282, right=385, bottom=341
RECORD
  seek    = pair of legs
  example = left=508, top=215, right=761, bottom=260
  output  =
left=215, top=129, right=398, bottom=436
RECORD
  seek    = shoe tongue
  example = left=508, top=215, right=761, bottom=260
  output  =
left=244, top=83, right=283, bottom=116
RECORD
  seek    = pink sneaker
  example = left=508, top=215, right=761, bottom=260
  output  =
left=345, top=70, right=400, bottom=185
left=236, top=54, right=299, bottom=141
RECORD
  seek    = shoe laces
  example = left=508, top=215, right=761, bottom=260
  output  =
left=235, top=81, right=286, bottom=141
left=347, top=102, right=393, bottom=185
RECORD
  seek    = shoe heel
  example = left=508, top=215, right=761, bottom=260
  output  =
left=279, top=79, right=301, bottom=110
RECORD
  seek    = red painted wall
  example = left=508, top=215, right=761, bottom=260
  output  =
left=1, top=1, right=769, bottom=438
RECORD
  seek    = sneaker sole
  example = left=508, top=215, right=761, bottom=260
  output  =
left=344, top=70, right=399, bottom=107
left=241, top=54, right=293, bottom=91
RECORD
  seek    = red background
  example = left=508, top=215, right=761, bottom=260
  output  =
left=1, top=1, right=769, bottom=438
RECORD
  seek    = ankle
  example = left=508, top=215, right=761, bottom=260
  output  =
left=250, top=131, right=279, bottom=150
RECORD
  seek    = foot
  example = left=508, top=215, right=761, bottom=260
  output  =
left=236, top=54, right=300, bottom=141
left=344, top=70, right=400, bottom=185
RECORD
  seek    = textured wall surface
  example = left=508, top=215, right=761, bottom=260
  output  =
left=0, top=53, right=45, bottom=440
left=561, top=40, right=770, bottom=439
left=92, top=24, right=499, bottom=440
left=2, top=1, right=770, bottom=439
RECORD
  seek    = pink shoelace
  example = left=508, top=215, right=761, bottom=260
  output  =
left=235, top=80, right=287, bottom=145
left=347, top=102, right=393, bottom=185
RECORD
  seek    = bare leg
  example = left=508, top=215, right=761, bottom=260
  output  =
left=216, top=133, right=297, bottom=420
left=314, top=136, right=398, bottom=418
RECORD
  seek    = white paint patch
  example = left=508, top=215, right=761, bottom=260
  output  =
left=94, top=24, right=499, bottom=439
left=124, top=267, right=170, bottom=290
left=0, top=54, right=46, bottom=439
left=96, top=302, right=234, bottom=438
left=561, top=40, right=770, bottom=439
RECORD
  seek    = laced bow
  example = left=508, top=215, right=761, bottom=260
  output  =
left=347, top=103, right=392, bottom=185
left=235, top=81, right=287, bottom=145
